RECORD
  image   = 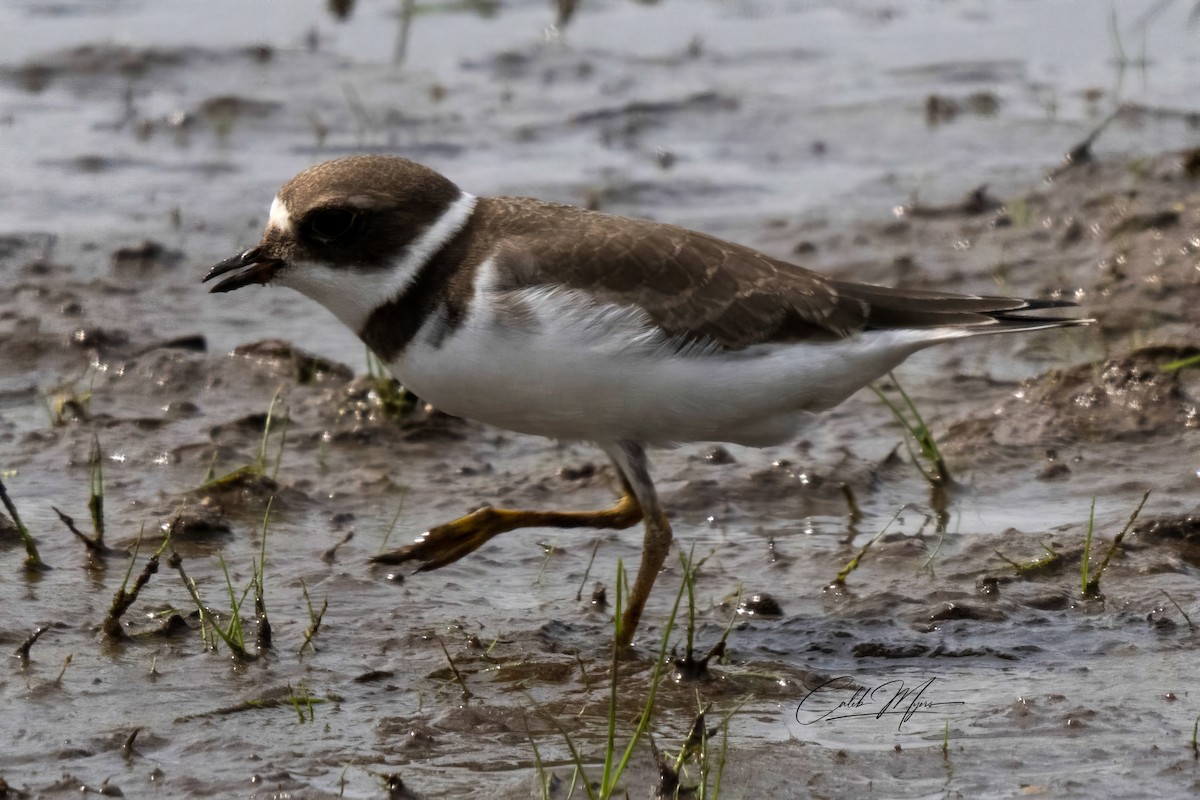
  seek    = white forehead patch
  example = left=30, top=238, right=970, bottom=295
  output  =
left=267, top=196, right=292, bottom=232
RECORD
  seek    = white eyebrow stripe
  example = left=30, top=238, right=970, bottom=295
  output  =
left=268, top=196, right=291, bottom=232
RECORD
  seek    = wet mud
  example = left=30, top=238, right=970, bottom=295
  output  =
left=3, top=1, right=1200, bottom=798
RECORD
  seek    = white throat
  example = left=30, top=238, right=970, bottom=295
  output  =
left=274, top=190, right=477, bottom=333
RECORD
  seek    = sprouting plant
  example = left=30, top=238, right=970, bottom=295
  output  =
left=994, top=541, right=1063, bottom=576
left=199, top=389, right=288, bottom=489
left=871, top=372, right=953, bottom=488
left=298, top=579, right=329, bottom=656
left=833, top=506, right=906, bottom=587
left=1082, top=490, right=1150, bottom=598
left=1161, top=352, right=1200, bottom=373
left=1, top=475, right=44, bottom=570
left=170, top=498, right=275, bottom=662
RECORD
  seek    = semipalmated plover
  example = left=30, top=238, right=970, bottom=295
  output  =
left=206, top=155, right=1091, bottom=645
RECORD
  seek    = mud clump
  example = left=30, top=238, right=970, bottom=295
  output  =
left=947, top=345, right=1200, bottom=448
left=738, top=593, right=784, bottom=618
left=232, top=339, right=354, bottom=384
left=110, top=240, right=184, bottom=273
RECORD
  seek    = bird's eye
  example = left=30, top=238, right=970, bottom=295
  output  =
left=306, top=208, right=361, bottom=242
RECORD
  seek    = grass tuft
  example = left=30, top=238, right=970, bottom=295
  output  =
left=672, top=546, right=732, bottom=681
left=199, top=390, right=288, bottom=490
left=833, top=506, right=905, bottom=587
left=289, top=683, right=316, bottom=723
left=871, top=372, right=953, bottom=488
left=1083, top=490, right=1150, bottom=598
left=298, top=578, right=329, bottom=656
left=994, top=540, right=1063, bottom=576
left=169, top=540, right=262, bottom=662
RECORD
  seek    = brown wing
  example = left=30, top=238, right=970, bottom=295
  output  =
left=483, top=197, right=866, bottom=348
left=479, top=197, right=1079, bottom=350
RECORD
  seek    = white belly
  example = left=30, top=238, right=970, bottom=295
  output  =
left=390, top=286, right=963, bottom=447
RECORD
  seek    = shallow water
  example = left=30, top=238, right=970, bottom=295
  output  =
left=2, top=1, right=1200, bottom=797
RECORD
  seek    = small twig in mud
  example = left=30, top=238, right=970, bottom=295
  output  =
left=433, top=633, right=471, bottom=700
left=54, top=653, right=72, bottom=686
left=89, top=434, right=106, bottom=546
left=298, top=579, right=328, bottom=656
left=903, top=185, right=1001, bottom=219
left=1049, top=105, right=1124, bottom=178
left=122, top=728, right=140, bottom=760
left=14, top=625, right=50, bottom=660
left=575, top=538, right=603, bottom=602
left=1193, top=716, right=1200, bottom=760
left=0, top=475, right=44, bottom=570
left=833, top=506, right=906, bottom=587
left=533, top=540, right=557, bottom=586
left=1083, top=490, right=1150, bottom=598
left=321, top=529, right=354, bottom=563
left=104, top=528, right=171, bottom=639
left=841, top=484, right=863, bottom=524
left=1161, top=590, right=1196, bottom=632
left=52, top=507, right=121, bottom=557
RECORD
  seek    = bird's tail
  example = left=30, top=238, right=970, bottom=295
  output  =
left=831, top=281, right=1095, bottom=335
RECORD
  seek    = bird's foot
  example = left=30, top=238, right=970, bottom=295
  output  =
left=371, top=506, right=508, bottom=571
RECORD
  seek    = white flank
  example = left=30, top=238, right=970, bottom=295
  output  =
left=391, top=266, right=978, bottom=447
left=274, top=191, right=477, bottom=333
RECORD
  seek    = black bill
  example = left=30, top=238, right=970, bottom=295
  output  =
left=203, top=247, right=285, bottom=293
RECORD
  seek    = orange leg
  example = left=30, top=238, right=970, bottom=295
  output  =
left=372, top=441, right=672, bottom=647
left=371, top=492, right=643, bottom=569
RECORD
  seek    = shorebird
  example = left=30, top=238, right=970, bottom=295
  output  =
left=205, top=155, right=1090, bottom=645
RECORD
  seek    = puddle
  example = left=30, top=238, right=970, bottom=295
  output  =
left=2, top=0, right=1200, bottom=797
